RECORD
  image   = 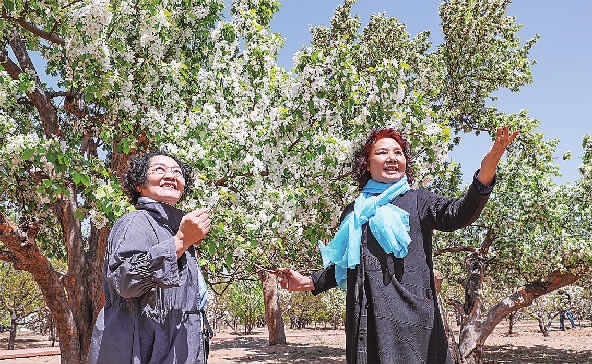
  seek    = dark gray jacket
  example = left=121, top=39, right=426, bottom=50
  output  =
left=312, top=172, right=493, bottom=364
left=88, top=201, right=207, bottom=364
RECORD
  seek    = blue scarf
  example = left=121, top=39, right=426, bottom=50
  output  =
left=318, top=176, right=411, bottom=290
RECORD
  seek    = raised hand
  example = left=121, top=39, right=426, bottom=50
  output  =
left=175, top=208, right=211, bottom=258
left=477, top=126, right=520, bottom=186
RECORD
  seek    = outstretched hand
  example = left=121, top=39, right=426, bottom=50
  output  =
left=477, top=126, right=519, bottom=186
left=271, top=268, right=315, bottom=292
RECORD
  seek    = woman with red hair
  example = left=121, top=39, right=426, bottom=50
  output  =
left=276, top=126, right=518, bottom=364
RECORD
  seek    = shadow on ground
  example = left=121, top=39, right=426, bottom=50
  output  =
left=483, top=344, right=592, bottom=364
left=210, top=337, right=346, bottom=363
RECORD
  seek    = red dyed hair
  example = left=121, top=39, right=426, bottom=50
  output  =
left=352, top=128, right=414, bottom=189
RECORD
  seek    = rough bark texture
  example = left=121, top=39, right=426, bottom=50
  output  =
left=455, top=254, right=582, bottom=364
left=457, top=249, right=488, bottom=364
left=259, top=271, right=287, bottom=345
left=535, top=316, right=550, bottom=337
left=459, top=269, right=582, bottom=364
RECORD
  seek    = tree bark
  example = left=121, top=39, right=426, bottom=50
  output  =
left=506, top=312, right=515, bottom=335
left=258, top=271, right=286, bottom=345
left=0, top=208, right=108, bottom=364
left=8, top=317, right=17, bottom=350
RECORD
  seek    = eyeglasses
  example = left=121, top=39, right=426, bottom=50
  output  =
left=147, top=165, right=185, bottom=179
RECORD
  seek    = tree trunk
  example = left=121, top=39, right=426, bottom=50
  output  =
left=48, top=313, right=56, bottom=346
left=506, top=312, right=516, bottom=335
left=259, top=271, right=286, bottom=345
left=0, top=208, right=108, bottom=364
left=7, top=317, right=17, bottom=350
left=535, top=316, right=549, bottom=337
left=1, top=31, right=131, bottom=364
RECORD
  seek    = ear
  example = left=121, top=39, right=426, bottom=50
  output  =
left=136, top=185, right=142, bottom=193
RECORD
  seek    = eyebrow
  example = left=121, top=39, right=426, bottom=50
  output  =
left=374, top=146, right=403, bottom=152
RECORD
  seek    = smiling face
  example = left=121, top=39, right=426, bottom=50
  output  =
left=366, top=137, right=407, bottom=184
left=136, top=155, right=185, bottom=205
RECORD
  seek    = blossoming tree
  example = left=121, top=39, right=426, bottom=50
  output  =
left=2, top=0, right=586, bottom=363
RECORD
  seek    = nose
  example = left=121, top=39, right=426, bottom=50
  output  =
left=162, top=170, right=177, bottom=178
left=386, top=152, right=398, bottom=161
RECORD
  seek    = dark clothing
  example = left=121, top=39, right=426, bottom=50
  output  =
left=88, top=201, right=207, bottom=364
left=559, top=292, right=577, bottom=330
left=312, top=173, right=492, bottom=364
left=560, top=310, right=576, bottom=330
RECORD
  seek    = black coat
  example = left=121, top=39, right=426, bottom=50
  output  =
left=312, top=173, right=493, bottom=364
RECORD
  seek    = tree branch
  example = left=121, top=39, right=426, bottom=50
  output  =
left=444, top=298, right=465, bottom=317
left=435, top=245, right=478, bottom=256
left=0, top=49, right=23, bottom=79
left=1, top=9, right=65, bottom=46
left=8, top=31, right=62, bottom=138
left=480, top=227, right=496, bottom=254
left=0, top=250, right=18, bottom=263
left=477, top=270, right=583, bottom=348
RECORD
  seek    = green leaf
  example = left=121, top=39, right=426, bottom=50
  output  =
left=225, top=253, right=233, bottom=269
left=80, top=174, right=91, bottom=186
left=22, top=149, right=35, bottom=160
left=3, top=0, right=15, bottom=11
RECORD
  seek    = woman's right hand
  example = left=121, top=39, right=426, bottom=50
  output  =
left=175, top=208, right=211, bottom=258
left=272, top=268, right=315, bottom=291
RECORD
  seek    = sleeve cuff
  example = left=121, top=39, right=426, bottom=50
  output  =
left=310, top=273, right=320, bottom=296
left=472, top=169, right=496, bottom=195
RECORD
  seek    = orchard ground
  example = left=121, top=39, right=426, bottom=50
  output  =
left=1, top=320, right=591, bottom=363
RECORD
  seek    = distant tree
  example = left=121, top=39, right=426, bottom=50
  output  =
left=279, top=290, right=319, bottom=330
left=319, top=288, right=346, bottom=330
left=226, top=280, right=265, bottom=335
left=0, top=262, right=45, bottom=349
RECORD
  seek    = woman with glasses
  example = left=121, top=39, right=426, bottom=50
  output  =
left=275, top=127, right=518, bottom=364
left=88, top=151, right=212, bottom=364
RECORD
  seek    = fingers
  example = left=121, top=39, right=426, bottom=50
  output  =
left=496, top=126, right=520, bottom=147
left=188, top=209, right=211, bottom=228
left=181, top=208, right=212, bottom=247
left=268, top=268, right=288, bottom=277
left=274, top=268, right=292, bottom=290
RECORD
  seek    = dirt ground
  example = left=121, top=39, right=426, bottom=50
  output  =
left=1, top=321, right=591, bottom=363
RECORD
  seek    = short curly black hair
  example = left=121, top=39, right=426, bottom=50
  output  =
left=121, top=150, right=194, bottom=204
left=351, top=128, right=414, bottom=190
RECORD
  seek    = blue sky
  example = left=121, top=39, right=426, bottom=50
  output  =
left=270, top=0, right=592, bottom=184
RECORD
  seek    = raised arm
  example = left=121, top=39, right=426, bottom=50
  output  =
left=477, top=126, right=519, bottom=186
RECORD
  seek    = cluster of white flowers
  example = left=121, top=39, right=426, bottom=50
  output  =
left=88, top=208, right=108, bottom=229
left=70, top=0, right=113, bottom=40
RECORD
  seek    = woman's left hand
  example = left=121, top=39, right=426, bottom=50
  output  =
left=477, top=126, right=519, bottom=186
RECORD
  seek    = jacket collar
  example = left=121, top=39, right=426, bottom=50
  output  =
left=135, top=200, right=186, bottom=232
